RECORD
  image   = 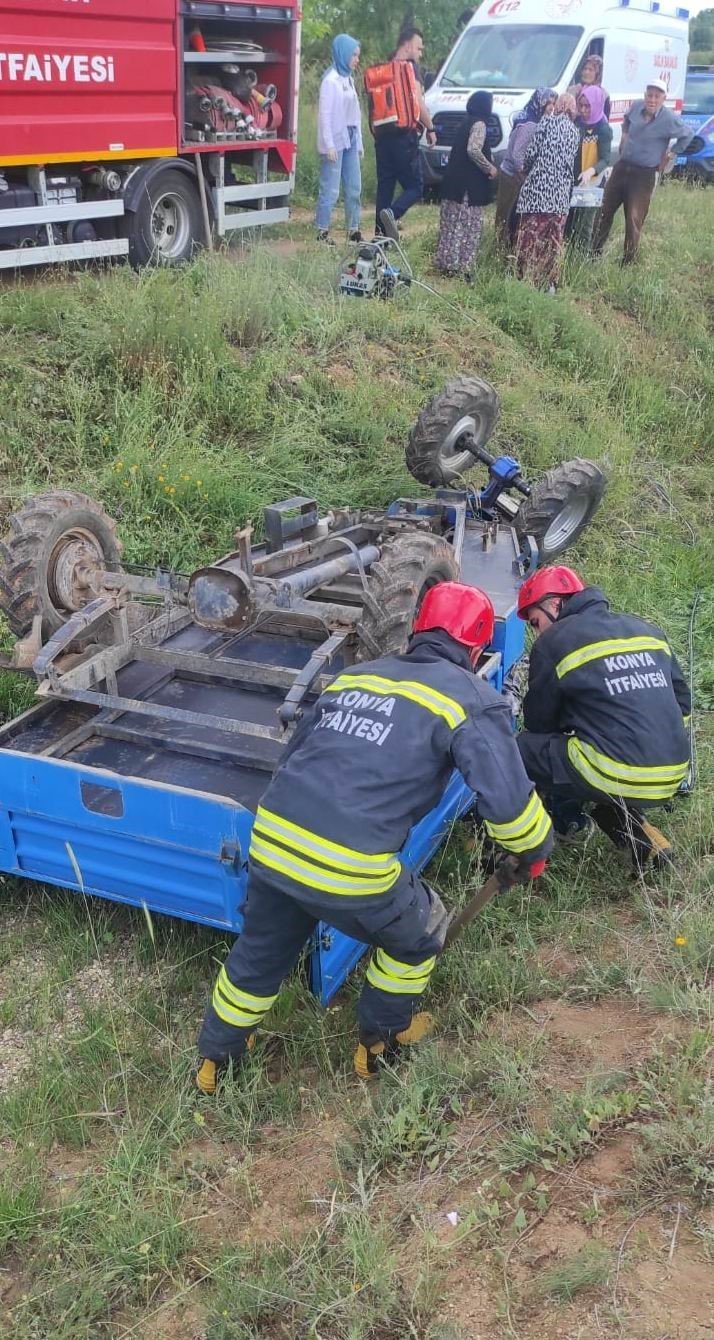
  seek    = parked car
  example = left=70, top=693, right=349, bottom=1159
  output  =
left=675, top=65, right=714, bottom=182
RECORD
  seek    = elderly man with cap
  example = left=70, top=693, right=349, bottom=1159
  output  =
left=593, top=80, right=694, bottom=263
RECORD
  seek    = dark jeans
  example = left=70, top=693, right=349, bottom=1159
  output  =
left=375, top=130, right=423, bottom=229
left=593, top=159, right=656, bottom=263
left=198, top=864, right=448, bottom=1063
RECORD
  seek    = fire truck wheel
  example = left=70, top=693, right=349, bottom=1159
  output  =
left=357, top=531, right=458, bottom=660
left=0, top=491, right=123, bottom=640
left=124, top=169, right=204, bottom=267
left=406, top=375, right=500, bottom=487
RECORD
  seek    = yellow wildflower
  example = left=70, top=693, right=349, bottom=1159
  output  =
left=674, top=936, right=687, bottom=947
left=196, top=479, right=203, bottom=487
left=158, top=474, right=165, bottom=483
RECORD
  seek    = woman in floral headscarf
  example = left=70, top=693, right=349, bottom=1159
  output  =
left=515, top=93, right=580, bottom=290
left=495, top=87, right=556, bottom=252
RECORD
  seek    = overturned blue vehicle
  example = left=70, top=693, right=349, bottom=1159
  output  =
left=0, top=376, right=605, bottom=1002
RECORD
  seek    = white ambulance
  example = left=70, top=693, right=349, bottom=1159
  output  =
left=422, top=0, right=690, bottom=187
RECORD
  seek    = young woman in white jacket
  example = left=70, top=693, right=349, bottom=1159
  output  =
left=316, top=34, right=364, bottom=243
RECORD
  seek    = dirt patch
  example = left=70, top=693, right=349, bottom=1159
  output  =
left=491, top=997, right=687, bottom=1099
left=178, top=1114, right=344, bottom=1256
left=623, top=1227, right=714, bottom=1340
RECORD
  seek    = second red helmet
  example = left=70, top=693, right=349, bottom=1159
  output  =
left=413, top=582, right=495, bottom=649
left=517, top=565, right=585, bottom=619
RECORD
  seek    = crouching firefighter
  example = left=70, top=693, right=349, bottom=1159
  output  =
left=516, top=566, right=691, bottom=869
left=196, top=582, right=554, bottom=1092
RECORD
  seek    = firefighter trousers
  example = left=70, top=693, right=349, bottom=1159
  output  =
left=198, top=863, right=449, bottom=1063
left=517, top=730, right=660, bottom=863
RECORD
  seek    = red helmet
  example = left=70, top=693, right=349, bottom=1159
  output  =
left=517, top=565, right=585, bottom=620
left=413, top=582, right=495, bottom=648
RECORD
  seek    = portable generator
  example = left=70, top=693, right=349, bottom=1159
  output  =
left=338, top=236, right=412, bottom=300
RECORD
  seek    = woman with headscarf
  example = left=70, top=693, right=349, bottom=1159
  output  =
left=568, top=53, right=611, bottom=120
left=434, top=90, right=498, bottom=279
left=495, top=87, right=557, bottom=252
left=515, top=93, right=580, bottom=290
left=569, top=84, right=613, bottom=250
left=316, top=34, right=363, bottom=244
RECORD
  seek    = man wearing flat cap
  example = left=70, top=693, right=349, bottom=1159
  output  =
left=593, top=80, right=694, bottom=263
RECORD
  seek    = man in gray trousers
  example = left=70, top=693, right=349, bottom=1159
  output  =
left=593, top=80, right=693, bottom=264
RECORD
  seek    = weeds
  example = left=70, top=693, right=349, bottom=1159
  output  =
left=538, top=1242, right=613, bottom=1302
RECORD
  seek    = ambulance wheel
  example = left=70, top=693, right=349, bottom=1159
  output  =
left=406, top=375, right=500, bottom=487
left=358, top=531, right=458, bottom=660
left=124, top=170, right=204, bottom=267
left=0, top=491, right=123, bottom=640
left=514, top=459, right=606, bottom=562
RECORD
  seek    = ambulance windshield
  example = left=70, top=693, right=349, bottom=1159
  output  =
left=441, top=24, right=583, bottom=90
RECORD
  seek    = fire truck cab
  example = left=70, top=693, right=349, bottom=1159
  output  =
left=0, top=0, right=301, bottom=269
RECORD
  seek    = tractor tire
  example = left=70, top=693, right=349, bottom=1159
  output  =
left=0, top=491, right=122, bottom=640
left=514, top=459, right=606, bottom=562
left=357, top=531, right=458, bottom=660
left=406, top=374, right=500, bottom=487
left=123, top=169, right=203, bottom=267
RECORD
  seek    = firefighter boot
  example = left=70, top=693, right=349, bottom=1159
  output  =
left=640, top=819, right=675, bottom=871
left=353, top=1012, right=434, bottom=1080
left=195, top=1035, right=255, bottom=1095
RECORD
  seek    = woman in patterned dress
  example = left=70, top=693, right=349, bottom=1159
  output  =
left=515, top=94, right=580, bottom=290
left=495, top=87, right=557, bottom=253
left=435, top=90, right=498, bottom=279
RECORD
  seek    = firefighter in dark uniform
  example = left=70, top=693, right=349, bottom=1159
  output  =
left=515, top=566, right=691, bottom=867
left=196, top=583, right=554, bottom=1092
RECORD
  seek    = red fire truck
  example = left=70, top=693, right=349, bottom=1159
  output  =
left=0, top=0, right=301, bottom=269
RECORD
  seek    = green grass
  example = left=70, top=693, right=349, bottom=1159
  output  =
left=0, top=181, right=712, bottom=1337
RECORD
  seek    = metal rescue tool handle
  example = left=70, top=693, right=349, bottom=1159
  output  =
left=444, top=856, right=521, bottom=949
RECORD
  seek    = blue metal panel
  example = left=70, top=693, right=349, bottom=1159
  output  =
left=0, top=750, right=252, bottom=932
left=491, top=609, right=527, bottom=688
left=312, top=768, right=477, bottom=1004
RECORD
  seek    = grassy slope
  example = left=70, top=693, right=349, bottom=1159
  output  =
left=0, top=181, right=712, bottom=1340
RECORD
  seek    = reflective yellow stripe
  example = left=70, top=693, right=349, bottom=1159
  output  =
left=324, top=673, right=466, bottom=730
left=366, top=949, right=436, bottom=996
left=255, top=806, right=397, bottom=875
left=494, top=810, right=553, bottom=855
left=216, top=969, right=276, bottom=1014
left=212, top=967, right=277, bottom=1028
left=249, top=835, right=400, bottom=896
left=485, top=791, right=540, bottom=840
left=485, top=793, right=553, bottom=854
left=567, top=738, right=688, bottom=800
left=555, top=637, right=671, bottom=680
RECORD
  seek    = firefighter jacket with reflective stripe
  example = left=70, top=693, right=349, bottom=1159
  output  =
left=523, top=588, right=691, bottom=801
left=250, top=630, right=553, bottom=897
